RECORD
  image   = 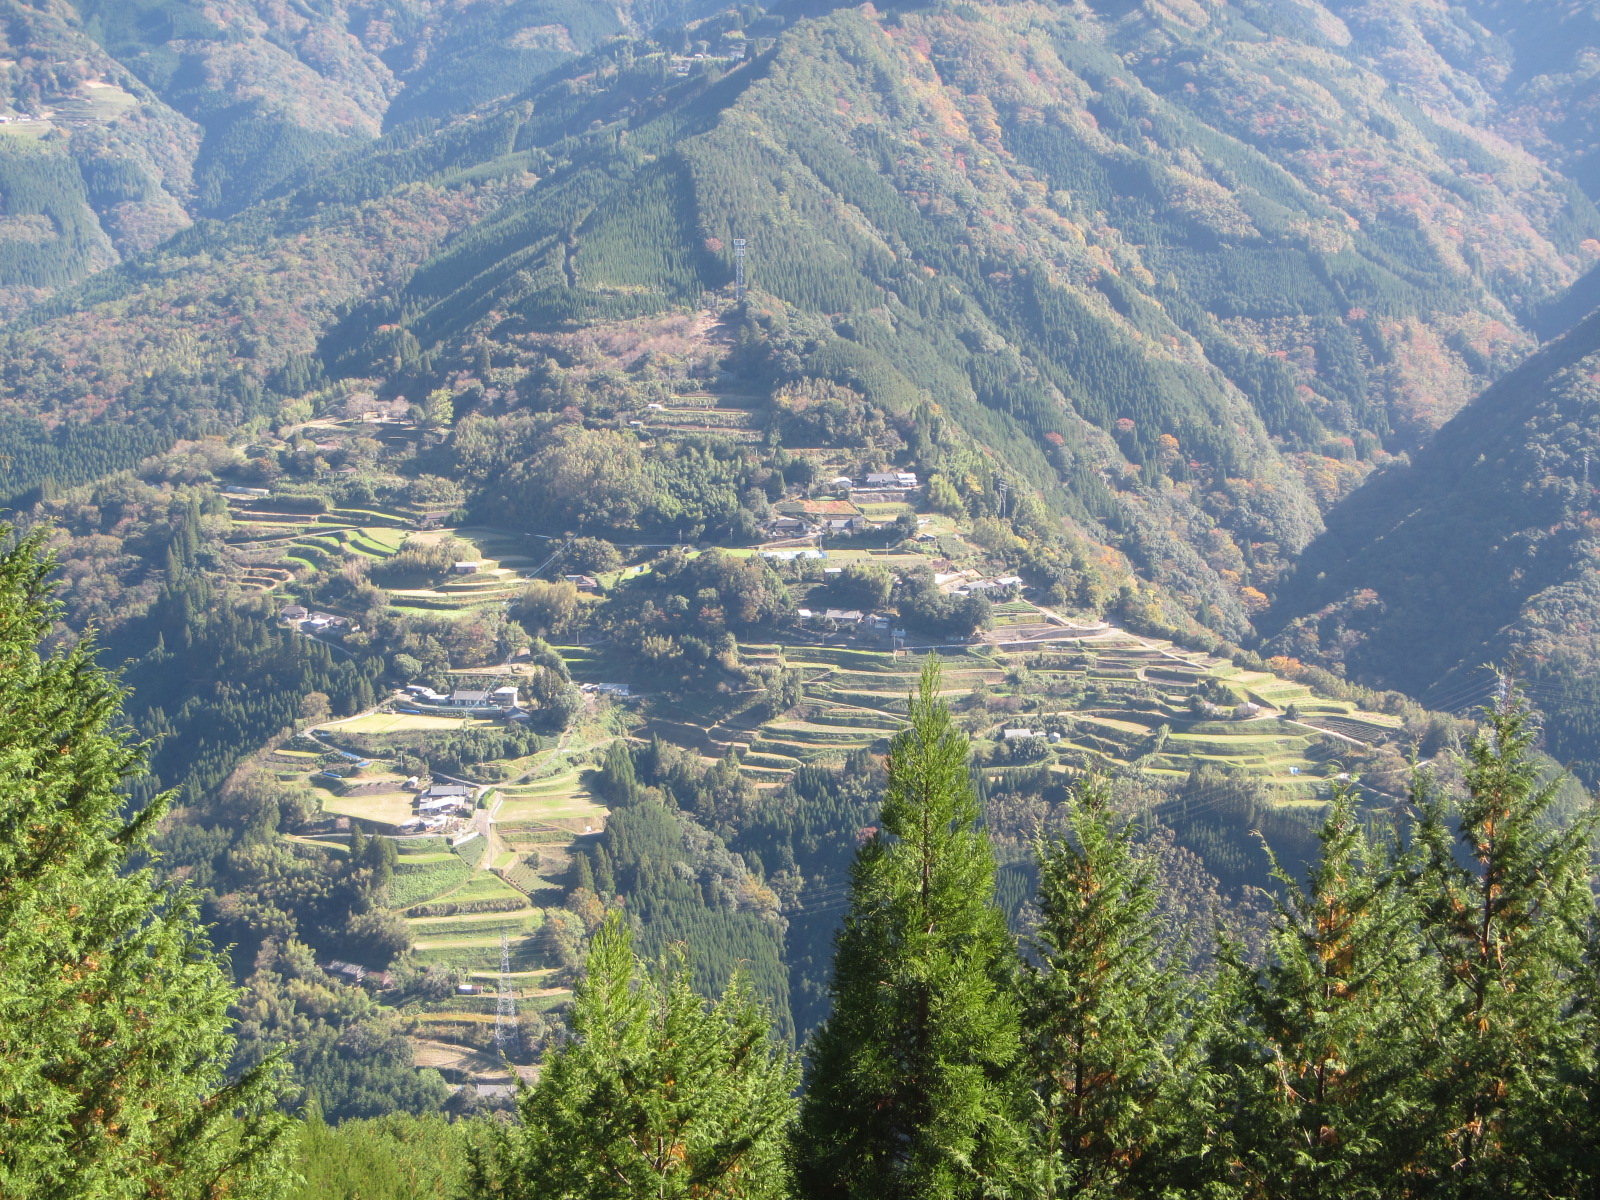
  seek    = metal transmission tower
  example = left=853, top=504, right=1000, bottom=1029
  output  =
left=493, top=932, right=519, bottom=1055
left=733, top=238, right=747, bottom=301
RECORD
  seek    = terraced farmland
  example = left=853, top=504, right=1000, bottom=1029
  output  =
left=635, top=392, right=765, bottom=443
left=223, top=496, right=418, bottom=592
left=654, top=629, right=1412, bottom=798
left=494, top=769, right=607, bottom=832
left=222, top=495, right=550, bottom=625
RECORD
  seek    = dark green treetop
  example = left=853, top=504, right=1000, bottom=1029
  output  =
left=1411, top=690, right=1597, bottom=1196
left=793, top=656, right=1025, bottom=1199
left=1210, top=783, right=1440, bottom=1199
left=1022, top=775, right=1203, bottom=1199
left=474, top=910, right=799, bottom=1199
left=0, top=526, right=291, bottom=1198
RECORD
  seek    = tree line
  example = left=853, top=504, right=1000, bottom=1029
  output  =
left=480, top=658, right=1600, bottom=1199
left=6, top=508, right=1599, bottom=1196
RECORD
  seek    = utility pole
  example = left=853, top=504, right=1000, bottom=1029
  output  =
left=494, top=932, right=519, bottom=1055
left=733, top=237, right=746, bottom=302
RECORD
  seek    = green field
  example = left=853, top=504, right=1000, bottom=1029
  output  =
left=387, top=857, right=472, bottom=909
left=494, top=767, right=608, bottom=832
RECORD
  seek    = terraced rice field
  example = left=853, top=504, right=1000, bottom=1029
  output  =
left=642, top=631, right=1411, bottom=798
left=224, top=497, right=418, bottom=592
left=332, top=712, right=487, bottom=734
left=403, top=870, right=545, bottom=970
left=224, top=497, right=551, bottom=624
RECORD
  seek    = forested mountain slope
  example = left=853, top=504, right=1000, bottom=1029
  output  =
left=5, top=0, right=1599, bottom=645
left=8, top=0, right=1600, bottom=1135
left=0, top=0, right=716, bottom=311
left=1262, top=304, right=1600, bottom=778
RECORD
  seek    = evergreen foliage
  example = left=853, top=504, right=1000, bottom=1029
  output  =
left=0, top=526, right=291, bottom=1197
left=731, top=753, right=885, bottom=1037
left=290, top=1107, right=480, bottom=1199
left=1208, top=785, right=1439, bottom=1197
left=793, top=657, right=1024, bottom=1199
left=1409, top=696, right=1597, bottom=1195
left=1022, top=776, right=1200, bottom=1199
left=472, top=911, right=798, bottom=1199
left=596, top=769, right=792, bottom=1035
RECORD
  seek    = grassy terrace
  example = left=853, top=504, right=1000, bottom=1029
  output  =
left=631, top=629, right=1411, bottom=798
left=222, top=498, right=550, bottom=623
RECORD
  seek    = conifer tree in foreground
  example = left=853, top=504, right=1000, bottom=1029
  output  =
left=474, top=911, right=798, bottom=1199
left=793, top=656, right=1023, bottom=1199
left=1022, top=776, right=1199, bottom=1199
left=1210, top=784, right=1439, bottom=1199
left=0, top=527, right=290, bottom=1198
left=1410, top=691, right=1596, bottom=1197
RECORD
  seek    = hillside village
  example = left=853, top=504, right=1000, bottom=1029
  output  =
left=217, top=406, right=1427, bottom=1101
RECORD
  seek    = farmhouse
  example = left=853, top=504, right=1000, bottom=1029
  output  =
left=863, top=471, right=919, bottom=489
left=418, top=796, right=468, bottom=815
left=406, top=685, right=508, bottom=711
left=279, top=604, right=308, bottom=621
left=564, top=574, right=600, bottom=592
left=1003, top=728, right=1041, bottom=740
left=323, top=960, right=366, bottom=984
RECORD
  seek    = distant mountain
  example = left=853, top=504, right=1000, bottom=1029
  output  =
left=0, top=0, right=717, bottom=311
left=2, top=0, right=1600, bottom=755
left=1262, top=303, right=1600, bottom=778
